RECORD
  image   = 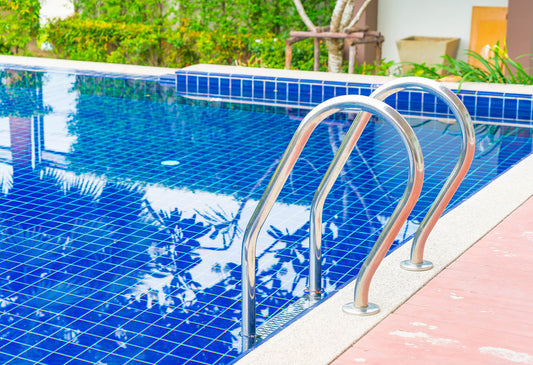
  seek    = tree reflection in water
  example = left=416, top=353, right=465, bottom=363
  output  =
left=0, top=69, right=530, bottom=364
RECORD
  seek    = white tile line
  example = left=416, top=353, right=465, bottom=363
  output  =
left=0, top=55, right=177, bottom=76
left=235, top=152, right=533, bottom=365
left=2, top=56, right=531, bottom=96
left=184, top=64, right=533, bottom=96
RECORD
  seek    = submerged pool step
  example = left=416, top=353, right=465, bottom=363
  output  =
left=256, top=295, right=319, bottom=342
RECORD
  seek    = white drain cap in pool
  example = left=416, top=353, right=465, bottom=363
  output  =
left=160, top=160, right=180, bottom=166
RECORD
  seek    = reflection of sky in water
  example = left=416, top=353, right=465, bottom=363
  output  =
left=0, top=69, right=531, bottom=364
left=0, top=117, right=10, bottom=147
left=42, top=73, right=77, bottom=153
left=144, top=185, right=309, bottom=291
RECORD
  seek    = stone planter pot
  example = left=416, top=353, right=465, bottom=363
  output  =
left=396, top=36, right=460, bottom=74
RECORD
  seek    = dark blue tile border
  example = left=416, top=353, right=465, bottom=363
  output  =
left=175, top=69, right=533, bottom=126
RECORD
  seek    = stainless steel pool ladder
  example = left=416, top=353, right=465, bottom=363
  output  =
left=241, top=95, right=425, bottom=351
left=310, top=77, right=475, bottom=316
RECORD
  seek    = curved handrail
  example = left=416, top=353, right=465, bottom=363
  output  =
left=241, top=95, right=424, bottom=351
left=370, top=77, right=475, bottom=270
left=308, top=78, right=475, bottom=301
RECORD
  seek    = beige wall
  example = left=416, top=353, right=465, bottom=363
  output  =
left=507, top=0, right=533, bottom=73
left=378, top=0, right=509, bottom=63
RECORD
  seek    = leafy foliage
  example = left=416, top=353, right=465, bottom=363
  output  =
left=71, top=0, right=171, bottom=25
left=3, top=1, right=532, bottom=79
left=397, top=43, right=533, bottom=85
left=71, top=0, right=335, bottom=35
left=0, top=0, right=40, bottom=54
left=442, top=43, right=532, bottom=84
left=0, top=70, right=50, bottom=117
left=45, top=16, right=337, bottom=70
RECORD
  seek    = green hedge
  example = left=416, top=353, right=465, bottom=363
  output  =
left=0, top=0, right=40, bottom=54
left=45, top=16, right=327, bottom=70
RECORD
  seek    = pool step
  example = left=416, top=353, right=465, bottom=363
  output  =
left=256, top=295, right=319, bottom=342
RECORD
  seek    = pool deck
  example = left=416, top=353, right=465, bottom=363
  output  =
left=332, top=192, right=533, bottom=365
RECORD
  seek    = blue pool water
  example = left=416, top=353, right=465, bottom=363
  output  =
left=0, top=67, right=531, bottom=364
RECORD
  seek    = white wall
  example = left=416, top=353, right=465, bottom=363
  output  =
left=39, top=0, right=74, bottom=25
left=378, top=0, right=508, bottom=63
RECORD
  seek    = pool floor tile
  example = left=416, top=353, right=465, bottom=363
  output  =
left=1, top=66, right=532, bottom=364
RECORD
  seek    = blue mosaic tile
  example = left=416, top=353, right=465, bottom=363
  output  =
left=265, top=81, right=276, bottom=100
left=220, top=78, right=230, bottom=97
left=1, top=65, right=532, bottom=365
left=360, top=87, right=372, bottom=97
left=518, top=99, right=532, bottom=120
left=311, top=84, right=323, bottom=104
left=253, top=76, right=275, bottom=81
left=504, top=98, right=518, bottom=120
left=242, top=79, right=253, bottom=98
left=232, top=73, right=253, bottom=79
left=476, top=96, right=490, bottom=118
left=461, top=95, right=476, bottom=116
left=230, top=78, right=241, bottom=97
left=456, top=89, right=476, bottom=95
left=347, top=86, right=360, bottom=95
left=422, top=93, right=437, bottom=113
left=335, top=86, right=347, bottom=96
left=323, top=85, right=335, bottom=100
left=209, top=77, right=219, bottom=95
left=276, top=81, right=288, bottom=102
left=299, top=83, right=311, bottom=104
left=253, top=80, right=264, bottom=100
left=187, top=75, right=198, bottom=93
left=198, top=76, right=209, bottom=94
left=177, top=74, right=187, bottom=93
left=436, top=98, right=450, bottom=115
left=276, top=77, right=299, bottom=83
left=396, top=90, right=410, bottom=111
left=348, top=82, right=371, bottom=88
left=489, top=97, right=504, bottom=119
left=288, top=83, right=299, bottom=102
left=410, top=92, right=423, bottom=113
left=505, top=92, right=532, bottom=99
left=325, top=81, right=347, bottom=87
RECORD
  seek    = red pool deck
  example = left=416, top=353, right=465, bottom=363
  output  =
left=332, top=195, right=533, bottom=365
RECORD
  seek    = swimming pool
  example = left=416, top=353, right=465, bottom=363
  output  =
left=0, top=60, right=531, bottom=364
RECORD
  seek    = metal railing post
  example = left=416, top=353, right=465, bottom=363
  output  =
left=366, top=77, right=475, bottom=271
left=241, top=95, right=424, bottom=350
left=307, top=108, right=425, bottom=315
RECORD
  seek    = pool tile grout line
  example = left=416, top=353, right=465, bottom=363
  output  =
left=176, top=65, right=533, bottom=126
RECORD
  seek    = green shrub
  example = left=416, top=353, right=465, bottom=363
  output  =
left=396, top=43, right=532, bottom=85
left=71, top=0, right=172, bottom=26
left=47, top=17, right=171, bottom=65
left=441, top=43, right=532, bottom=84
left=46, top=16, right=331, bottom=70
left=0, top=0, right=40, bottom=55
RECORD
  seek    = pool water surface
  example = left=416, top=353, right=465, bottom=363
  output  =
left=0, top=68, right=531, bottom=364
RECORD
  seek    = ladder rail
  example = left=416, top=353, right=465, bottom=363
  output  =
left=241, top=95, right=424, bottom=350
left=309, top=77, right=474, bottom=305
left=368, top=77, right=476, bottom=270
left=309, top=108, right=425, bottom=311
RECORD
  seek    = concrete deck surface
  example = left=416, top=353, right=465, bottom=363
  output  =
left=332, top=194, right=533, bottom=365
